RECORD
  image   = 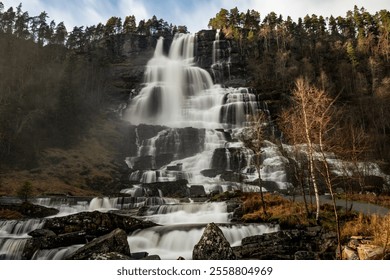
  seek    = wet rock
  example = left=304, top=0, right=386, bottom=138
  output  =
left=43, top=210, right=157, bottom=236
left=28, top=229, right=56, bottom=238
left=27, top=229, right=87, bottom=250
left=200, top=169, right=222, bottom=178
left=67, top=228, right=130, bottom=260
left=231, top=205, right=244, bottom=222
left=92, top=252, right=132, bottom=260
left=133, top=155, right=154, bottom=170
left=0, top=202, right=59, bottom=218
left=196, top=30, right=216, bottom=69
left=156, top=154, right=175, bottom=169
left=142, top=179, right=189, bottom=198
left=220, top=171, right=243, bottom=182
left=192, top=223, right=236, bottom=260
left=211, top=148, right=249, bottom=172
left=134, top=124, right=167, bottom=144
left=208, top=185, right=223, bottom=196
left=190, top=185, right=206, bottom=197
left=226, top=201, right=240, bottom=213
left=131, top=252, right=149, bottom=259
left=234, top=227, right=337, bottom=260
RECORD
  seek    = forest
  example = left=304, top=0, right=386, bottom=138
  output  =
left=0, top=3, right=188, bottom=169
left=208, top=6, right=390, bottom=164
left=0, top=2, right=390, bottom=261
left=0, top=3, right=389, bottom=178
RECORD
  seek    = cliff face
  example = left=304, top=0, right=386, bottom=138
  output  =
left=195, top=30, right=249, bottom=87
left=107, top=34, right=173, bottom=103
left=108, top=30, right=251, bottom=104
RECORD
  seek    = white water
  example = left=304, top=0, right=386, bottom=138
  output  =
left=211, top=29, right=231, bottom=83
left=0, top=33, right=283, bottom=260
left=124, top=34, right=259, bottom=130
left=127, top=223, right=279, bottom=260
left=122, top=34, right=286, bottom=259
left=143, top=202, right=229, bottom=224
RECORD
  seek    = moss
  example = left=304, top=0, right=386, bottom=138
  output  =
left=210, top=190, right=243, bottom=202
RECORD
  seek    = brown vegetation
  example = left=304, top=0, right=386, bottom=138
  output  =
left=341, top=213, right=390, bottom=256
left=0, top=116, right=127, bottom=197
left=241, top=192, right=313, bottom=228
left=240, top=192, right=390, bottom=258
left=241, top=192, right=389, bottom=236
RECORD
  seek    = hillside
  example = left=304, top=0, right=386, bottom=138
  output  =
left=0, top=4, right=389, bottom=198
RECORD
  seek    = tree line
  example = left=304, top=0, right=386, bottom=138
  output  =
left=0, top=2, right=188, bottom=50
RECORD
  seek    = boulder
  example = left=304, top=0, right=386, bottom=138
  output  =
left=192, top=223, right=236, bottom=260
left=67, top=228, right=130, bottom=260
left=0, top=202, right=59, bottom=218
left=142, top=179, right=189, bottom=198
left=234, top=227, right=337, bottom=260
left=43, top=210, right=157, bottom=236
left=189, top=185, right=206, bottom=197
left=27, top=229, right=87, bottom=250
left=342, top=246, right=359, bottom=260
left=220, top=171, right=242, bottom=182
left=28, top=229, right=57, bottom=238
left=200, top=169, right=222, bottom=178
left=357, top=244, right=384, bottom=260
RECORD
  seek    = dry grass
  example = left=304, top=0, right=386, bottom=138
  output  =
left=240, top=192, right=363, bottom=231
left=241, top=193, right=313, bottom=228
left=342, top=213, right=390, bottom=252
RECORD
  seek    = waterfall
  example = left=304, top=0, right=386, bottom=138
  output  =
left=124, top=33, right=288, bottom=187
left=125, top=34, right=214, bottom=127
left=211, top=29, right=231, bottom=83
left=127, top=223, right=279, bottom=260
left=0, top=33, right=288, bottom=260
left=124, top=33, right=257, bottom=129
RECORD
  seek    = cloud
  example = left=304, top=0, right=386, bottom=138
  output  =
left=170, top=0, right=222, bottom=32
left=212, top=0, right=388, bottom=21
left=117, top=0, right=149, bottom=23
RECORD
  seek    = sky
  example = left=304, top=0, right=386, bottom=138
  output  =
left=1, top=0, right=389, bottom=33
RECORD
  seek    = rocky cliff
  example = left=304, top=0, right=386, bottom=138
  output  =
left=108, top=30, right=251, bottom=104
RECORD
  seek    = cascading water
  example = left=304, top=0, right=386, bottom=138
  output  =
left=124, top=33, right=290, bottom=188
left=121, top=33, right=283, bottom=259
left=0, top=33, right=285, bottom=260
left=211, top=29, right=231, bottom=84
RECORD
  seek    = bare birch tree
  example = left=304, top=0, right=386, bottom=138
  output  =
left=280, top=77, right=344, bottom=257
left=239, top=112, right=268, bottom=216
left=279, top=110, right=310, bottom=218
left=282, top=78, right=323, bottom=222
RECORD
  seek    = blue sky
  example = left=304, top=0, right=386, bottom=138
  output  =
left=2, top=0, right=389, bottom=33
